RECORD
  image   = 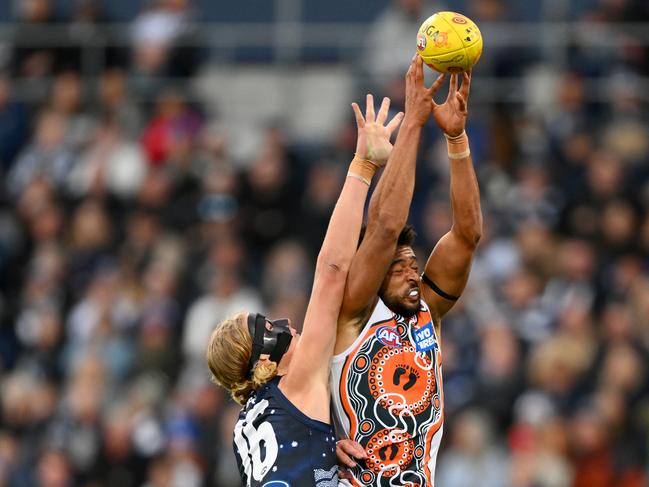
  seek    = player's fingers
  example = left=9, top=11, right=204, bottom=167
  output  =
left=338, top=440, right=358, bottom=456
left=386, top=111, right=404, bottom=135
left=408, top=53, right=417, bottom=72
left=377, top=97, right=390, bottom=124
left=405, top=54, right=417, bottom=85
left=351, top=442, right=368, bottom=459
left=338, top=439, right=367, bottom=460
left=414, top=54, right=424, bottom=83
left=428, top=73, right=446, bottom=102
left=351, top=102, right=365, bottom=128
left=449, top=73, right=458, bottom=97
left=456, top=92, right=467, bottom=112
left=461, top=71, right=471, bottom=101
left=365, top=93, right=375, bottom=123
left=335, top=448, right=357, bottom=468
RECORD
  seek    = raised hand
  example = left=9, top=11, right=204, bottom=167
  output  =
left=352, top=95, right=404, bottom=167
left=431, top=71, right=471, bottom=137
left=403, top=54, right=446, bottom=128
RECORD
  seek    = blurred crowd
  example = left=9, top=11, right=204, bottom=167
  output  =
left=1, top=0, right=649, bottom=486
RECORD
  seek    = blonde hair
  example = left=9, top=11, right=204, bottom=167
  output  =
left=206, top=312, right=278, bottom=405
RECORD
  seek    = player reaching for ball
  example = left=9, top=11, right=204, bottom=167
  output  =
left=205, top=97, right=404, bottom=486
left=332, top=54, right=482, bottom=486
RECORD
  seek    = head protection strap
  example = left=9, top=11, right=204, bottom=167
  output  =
left=247, top=313, right=293, bottom=376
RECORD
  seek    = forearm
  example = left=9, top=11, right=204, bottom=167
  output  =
left=285, top=166, right=371, bottom=391
left=447, top=135, right=482, bottom=246
left=317, top=162, right=372, bottom=272
left=366, top=120, right=421, bottom=234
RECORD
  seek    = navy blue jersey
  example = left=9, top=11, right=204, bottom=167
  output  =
left=233, top=376, right=339, bottom=487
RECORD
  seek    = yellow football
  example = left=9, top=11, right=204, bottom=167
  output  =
left=416, top=11, right=483, bottom=73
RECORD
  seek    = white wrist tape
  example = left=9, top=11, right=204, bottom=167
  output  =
left=447, top=149, right=471, bottom=160
left=347, top=171, right=371, bottom=186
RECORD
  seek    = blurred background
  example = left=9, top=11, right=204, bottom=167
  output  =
left=0, top=0, right=648, bottom=486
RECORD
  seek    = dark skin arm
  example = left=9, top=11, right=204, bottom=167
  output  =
left=337, top=56, right=446, bottom=349
left=421, top=72, right=483, bottom=326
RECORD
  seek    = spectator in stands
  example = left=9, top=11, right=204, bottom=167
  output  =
left=97, top=68, right=143, bottom=135
left=182, top=241, right=263, bottom=367
left=7, top=110, right=76, bottom=197
left=141, top=89, right=201, bottom=167
left=297, top=159, right=344, bottom=258
left=0, top=3, right=648, bottom=487
left=238, top=129, right=302, bottom=258
left=68, top=116, right=147, bottom=200
left=436, top=409, right=509, bottom=487
left=36, top=449, right=73, bottom=487
left=131, top=0, right=201, bottom=80
left=0, top=432, right=19, bottom=485
left=65, top=0, right=123, bottom=74
left=363, top=0, right=440, bottom=87
left=11, top=0, right=60, bottom=77
left=47, top=71, right=96, bottom=151
left=0, top=74, right=29, bottom=170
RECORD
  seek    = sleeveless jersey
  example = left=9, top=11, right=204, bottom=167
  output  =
left=233, top=376, right=339, bottom=487
left=330, top=298, right=444, bottom=487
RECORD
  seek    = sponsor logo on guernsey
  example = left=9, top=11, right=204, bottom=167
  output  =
left=376, top=326, right=402, bottom=348
left=413, top=321, right=438, bottom=352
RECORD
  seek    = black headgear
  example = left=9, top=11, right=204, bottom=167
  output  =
left=247, top=313, right=293, bottom=375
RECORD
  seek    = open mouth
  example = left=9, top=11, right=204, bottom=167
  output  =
left=407, top=288, right=419, bottom=300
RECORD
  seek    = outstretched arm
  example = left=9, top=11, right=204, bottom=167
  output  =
left=421, top=72, right=483, bottom=323
left=338, top=55, right=446, bottom=331
left=283, top=98, right=403, bottom=392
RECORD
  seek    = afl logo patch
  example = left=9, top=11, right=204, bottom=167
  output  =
left=376, top=326, right=402, bottom=348
left=417, top=33, right=427, bottom=50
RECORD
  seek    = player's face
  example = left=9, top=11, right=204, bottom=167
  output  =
left=379, top=246, right=421, bottom=318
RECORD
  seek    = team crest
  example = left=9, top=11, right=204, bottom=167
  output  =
left=416, top=33, right=427, bottom=50
left=375, top=326, right=402, bottom=347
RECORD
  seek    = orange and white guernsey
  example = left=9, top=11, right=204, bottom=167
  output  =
left=331, top=298, right=444, bottom=487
